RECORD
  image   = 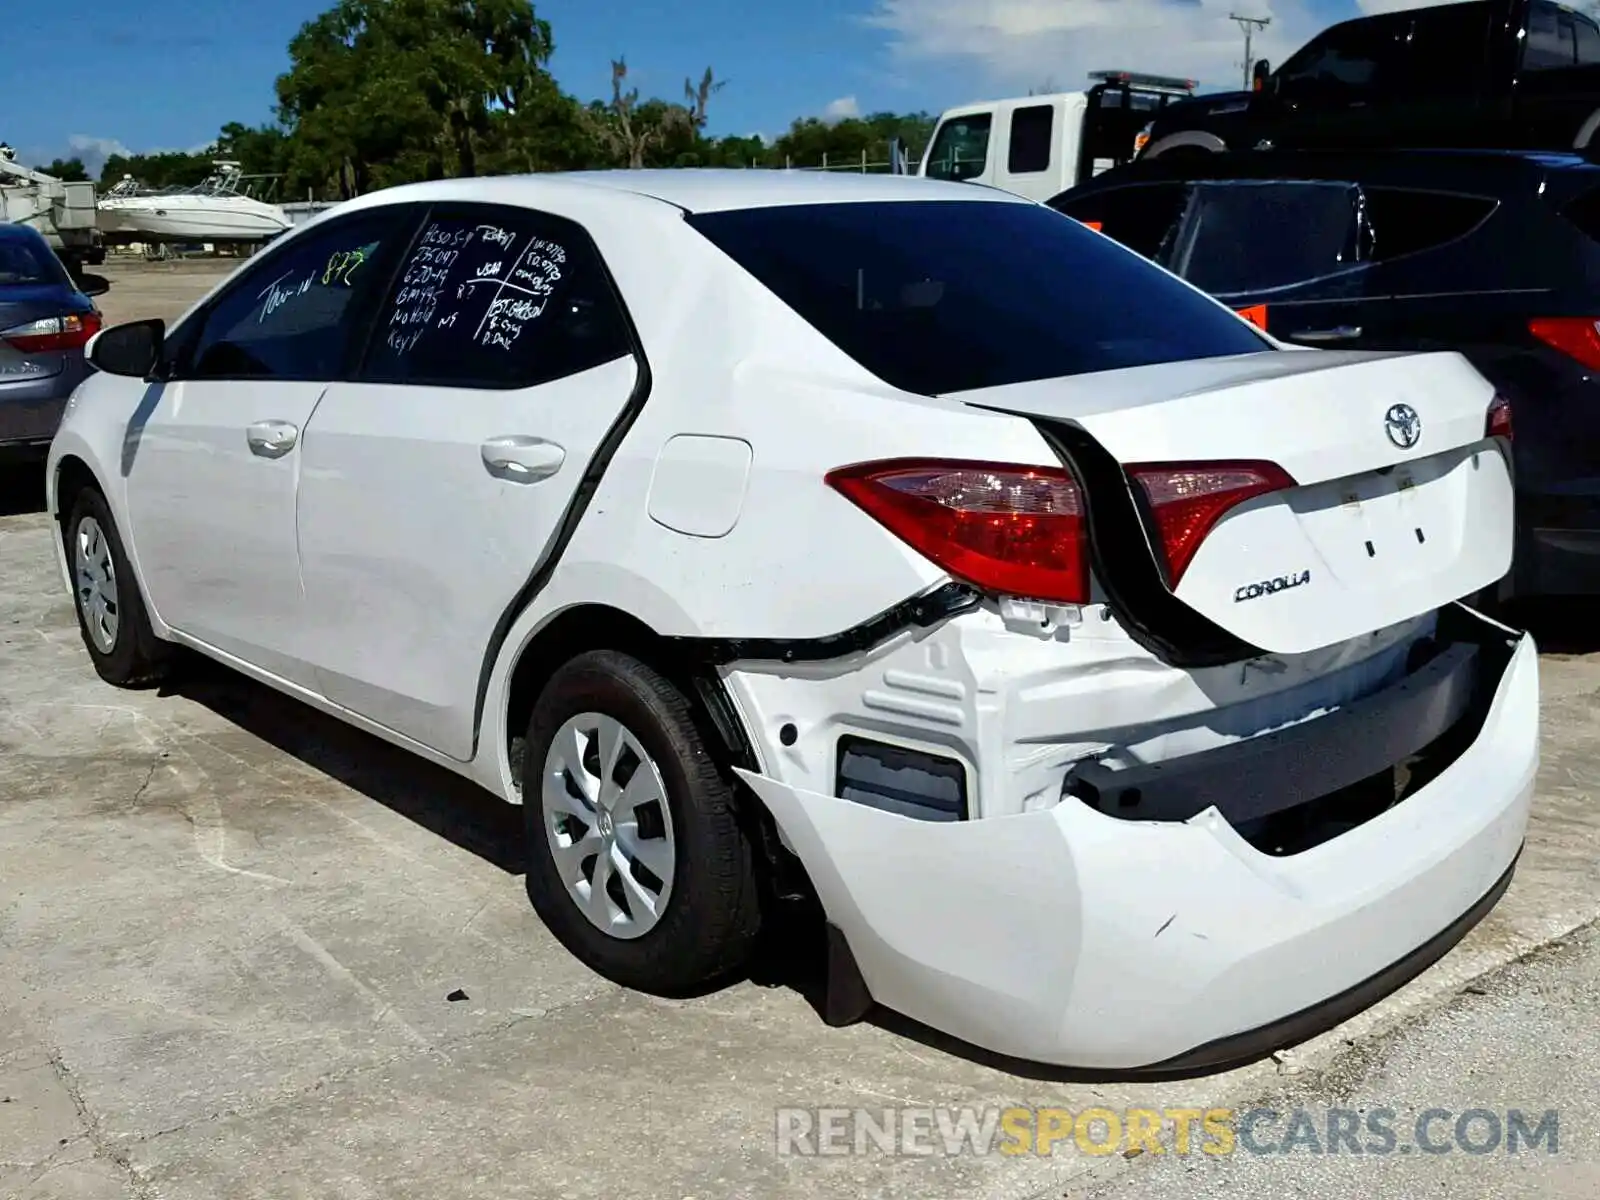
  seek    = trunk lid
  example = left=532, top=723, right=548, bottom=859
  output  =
left=953, top=349, right=1513, bottom=656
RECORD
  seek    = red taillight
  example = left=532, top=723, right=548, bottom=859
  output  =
left=1529, top=316, right=1600, bottom=371
left=0, top=310, right=102, bottom=353
left=1487, top=393, right=1513, bottom=440
left=825, top=459, right=1090, bottom=604
left=1127, top=461, right=1296, bottom=586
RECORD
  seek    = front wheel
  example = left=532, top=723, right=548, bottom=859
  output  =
left=64, top=488, right=172, bottom=687
left=522, top=650, right=762, bottom=996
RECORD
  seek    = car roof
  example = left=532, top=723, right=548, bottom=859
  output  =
left=1062, top=148, right=1600, bottom=202
left=337, top=168, right=1027, bottom=217
left=0, top=222, right=52, bottom=246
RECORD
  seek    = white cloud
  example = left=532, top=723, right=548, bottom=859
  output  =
left=866, top=0, right=1331, bottom=95
left=1353, top=0, right=1438, bottom=10
left=66, top=134, right=131, bottom=178
left=823, top=95, right=862, bottom=121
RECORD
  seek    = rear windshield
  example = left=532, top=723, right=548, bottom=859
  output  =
left=0, top=236, right=68, bottom=287
left=686, top=200, right=1271, bottom=396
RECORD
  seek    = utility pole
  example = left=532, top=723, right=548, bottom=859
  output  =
left=1230, top=12, right=1271, bottom=91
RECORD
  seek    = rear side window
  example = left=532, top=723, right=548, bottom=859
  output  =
left=924, top=116, right=992, bottom=182
left=360, top=206, right=631, bottom=389
left=1008, top=105, right=1054, bottom=174
left=0, top=235, right=69, bottom=287
left=1362, top=187, right=1497, bottom=260
left=1051, top=183, right=1190, bottom=259
left=180, top=210, right=409, bottom=381
left=1560, top=185, right=1600, bottom=240
left=1166, top=182, right=1364, bottom=297
left=1579, top=12, right=1600, bottom=63
left=687, top=200, right=1270, bottom=397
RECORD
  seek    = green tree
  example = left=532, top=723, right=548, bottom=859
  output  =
left=98, top=150, right=215, bottom=190
left=276, top=0, right=577, bottom=196
left=589, top=58, right=723, bottom=168
left=215, top=122, right=292, bottom=178
left=38, top=157, right=89, bottom=181
left=772, top=110, right=935, bottom=170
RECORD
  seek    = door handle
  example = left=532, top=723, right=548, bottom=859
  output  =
left=246, top=420, right=299, bottom=458
left=481, top=435, right=565, bottom=483
left=1290, top=326, right=1363, bottom=343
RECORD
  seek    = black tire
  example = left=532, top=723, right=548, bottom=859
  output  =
left=522, top=649, right=762, bottom=995
left=62, top=487, right=172, bottom=687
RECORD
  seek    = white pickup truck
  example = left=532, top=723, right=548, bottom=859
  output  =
left=916, top=71, right=1197, bottom=202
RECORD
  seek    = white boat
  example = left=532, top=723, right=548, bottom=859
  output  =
left=97, top=161, right=292, bottom=245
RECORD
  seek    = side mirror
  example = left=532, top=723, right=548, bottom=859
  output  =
left=1253, top=59, right=1272, bottom=92
left=87, top=318, right=165, bottom=379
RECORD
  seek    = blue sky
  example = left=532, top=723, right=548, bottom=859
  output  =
left=7, top=0, right=1388, bottom=174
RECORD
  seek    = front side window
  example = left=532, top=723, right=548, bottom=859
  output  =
left=359, top=205, right=631, bottom=389
left=179, top=211, right=410, bottom=381
left=687, top=200, right=1270, bottom=397
left=1396, top=3, right=1493, bottom=97
left=924, top=115, right=992, bottom=182
left=1277, top=19, right=1402, bottom=101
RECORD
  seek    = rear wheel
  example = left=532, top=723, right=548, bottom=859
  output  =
left=64, top=488, right=172, bottom=687
left=522, top=650, right=762, bottom=995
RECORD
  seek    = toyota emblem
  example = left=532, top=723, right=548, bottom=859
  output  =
left=1385, top=403, right=1422, bottom=450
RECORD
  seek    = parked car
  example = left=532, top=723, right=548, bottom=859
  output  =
left=1051, top=147, right=1600, bottom=601
left=1141, top=0, right=1600, bottom=161
left=0, top=223, right=100, bottom=461
left=48, top=171, right=1533, bottom=1073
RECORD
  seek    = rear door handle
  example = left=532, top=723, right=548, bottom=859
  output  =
left=481, top=435, right=565, bottom=483
left=1290, top=326, right=1363, bottom=343
left=246, top=420, right=299, bottom=458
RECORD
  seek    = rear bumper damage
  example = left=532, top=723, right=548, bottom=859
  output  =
left=732, top=609, right=1537, bottom=1071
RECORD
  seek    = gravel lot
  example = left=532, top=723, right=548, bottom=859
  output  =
left=2, top=259, right=1598, bottom=1199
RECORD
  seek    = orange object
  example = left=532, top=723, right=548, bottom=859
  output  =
left=1082, top=220, right=1104, bottom=232
left=1236, top=304, right=1268, bottom=330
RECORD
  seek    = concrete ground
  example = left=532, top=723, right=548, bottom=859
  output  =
left=2, top=260, right=1599, bottom=1198
left=1086, top=923, right=1600, bottom=1200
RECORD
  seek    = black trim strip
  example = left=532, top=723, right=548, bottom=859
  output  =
left=1067, top=641, right=1484, bottom=824
left=679, top=582, right=982, bottom=666
left=1033, top=419, right=1264, bottom=668
left=467, top=233, right=655, bottom=757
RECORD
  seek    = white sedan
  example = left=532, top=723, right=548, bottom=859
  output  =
left=47, top=170, right=1536, bottom=1072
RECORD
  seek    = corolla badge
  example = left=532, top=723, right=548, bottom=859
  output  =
left=1234, top=570, right=1311, bottom=604
left=1385, top=403, right=1423, bottom=450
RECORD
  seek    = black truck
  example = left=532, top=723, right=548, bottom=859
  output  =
left=1140, top=0, right=1600, bottom=160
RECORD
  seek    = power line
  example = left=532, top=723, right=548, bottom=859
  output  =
left=1230, top=12, right=1272, bottom=91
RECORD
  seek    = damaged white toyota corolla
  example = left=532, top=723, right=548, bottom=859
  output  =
left=46, top=170, right=1535, bottom=1073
